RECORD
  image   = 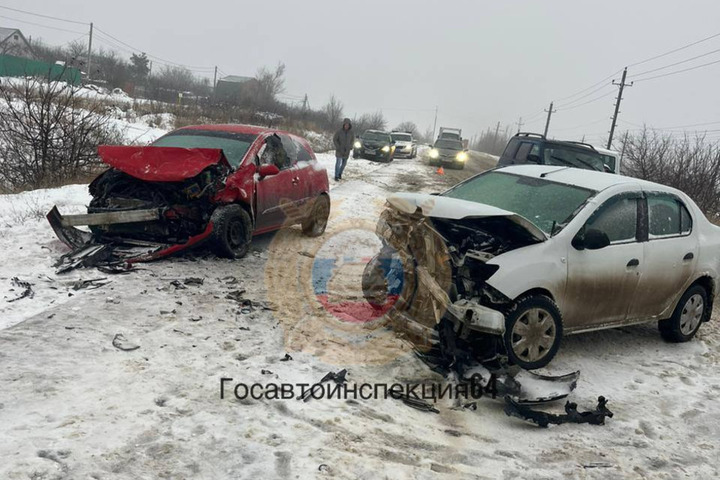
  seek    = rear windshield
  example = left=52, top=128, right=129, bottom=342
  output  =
left=443, top=171, right=596, bottom=234
left=363, top=131, right=391, bottom=142
left=152, top=130, right=257, bottom=168
left=435, top=139, right=463, bottom=150
left=544, top=146, right=605, bottom=172
left=391, top=133, right=412, bottom=142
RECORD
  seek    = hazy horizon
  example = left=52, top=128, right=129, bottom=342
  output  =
left=8, top=0, right=720, bottom=147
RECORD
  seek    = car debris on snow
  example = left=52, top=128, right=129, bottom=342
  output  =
left=112, top=333, right=140, bottom=351
left=7, top=277, right=34, bottom=302
left=300, top=369, right=348, bottom=402
left=71, top=278, right=109, bottom=290
left=504, top=395, right=614, bottom=428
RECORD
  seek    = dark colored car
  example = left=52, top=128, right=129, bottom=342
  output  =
left=353, top=130, right=396, bottom=162
left=48, top=125, right=330, bottom=263
left=427, top=138, right=468, bottom=170
left=498, top=132, right=616, bottom=173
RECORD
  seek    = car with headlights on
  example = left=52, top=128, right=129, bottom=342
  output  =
left=390, top=131, right=417, bottom=158
left=428, top=138, right=468, bottom=169
left=353, top=130, right=396, bottom=162
left=366, top=165, right=720, bottom=369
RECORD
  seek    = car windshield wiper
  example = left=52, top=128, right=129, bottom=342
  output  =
left=549, top=155, right=602, bottom=172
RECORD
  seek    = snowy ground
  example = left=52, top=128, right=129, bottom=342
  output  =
left=1, top=151, right=719, bottom=479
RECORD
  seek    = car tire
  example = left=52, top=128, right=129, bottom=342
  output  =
left=208, top=204, right=252, bottom=259
left=301, top=194, right=330, bottom=237
left=659, top=284, right=708, bottom=342
left=503, top=294, right=563, bottom=370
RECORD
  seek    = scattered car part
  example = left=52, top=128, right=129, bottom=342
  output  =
left=299, top=369, right=348, bottom=402
left=504, top=395, right=613, bottom=428
left=389, top=389, right=440, bottom=413
left=7, top=277, right=34, bottom=302
left=112, top=333, right=140, bottom=351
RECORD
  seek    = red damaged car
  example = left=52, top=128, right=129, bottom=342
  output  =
left=48, top=125, right=330, bottom=264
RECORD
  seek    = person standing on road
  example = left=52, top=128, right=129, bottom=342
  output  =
left=333, top=118, right=354, bottom=181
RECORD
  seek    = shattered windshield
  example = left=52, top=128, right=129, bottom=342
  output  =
left=363, top=131, right=392, bottom=142
left=435, top=139, right=463, bottom=150
left=152, top=130, right=257, bottom=168
left=443, top=171, right=596, bottom=234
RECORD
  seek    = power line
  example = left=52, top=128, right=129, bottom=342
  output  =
left=555, top=69, right=623, bottom=103
left=557, top=90, right=615, bottom=111
left=0, top=4, right=88, bottom=25
left=633, top=58, right=720, bottom=83
left=93, top=26, right=215, bottom=72
left=627, top=30, right=720, bottom=68
left=556, top=83, right=614, bottom=108
left=0, top=13, right=87, bottom=35
left=630, top=47, right=720, bottom=78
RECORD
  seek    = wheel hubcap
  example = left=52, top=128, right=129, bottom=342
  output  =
left=312, top=200, right=329, bottom=234
left=679, top=294, right=704, bottom=335
left=511, top=308, right=557, bottom=363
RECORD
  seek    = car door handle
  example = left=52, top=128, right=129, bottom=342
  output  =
left=683, top=252, right=694, bottom=261
left=292, top=177, right=300, bottom=185
left=626, top=258, right=640, bottom=267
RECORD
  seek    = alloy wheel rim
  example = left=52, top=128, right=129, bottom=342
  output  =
left=679, top=294, right=704, bottom=335
left=511, top=307, right=557, bottom=363
left=228, top=221, right=243, bottom=248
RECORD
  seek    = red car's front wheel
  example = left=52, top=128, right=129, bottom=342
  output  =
left=209, top=205, right=252, bottom=259
left=302, top=195, right=330, bottom=237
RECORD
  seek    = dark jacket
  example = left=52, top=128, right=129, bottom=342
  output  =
left=333, top=118, right=355, bottom=158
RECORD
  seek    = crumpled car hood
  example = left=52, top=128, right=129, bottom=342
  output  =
left=98, top=146, right=229, bottom=182
left=386, top=192, right=548, bottom=242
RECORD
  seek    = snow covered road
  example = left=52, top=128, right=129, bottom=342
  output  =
left=1, top=152, right=719, bottom=479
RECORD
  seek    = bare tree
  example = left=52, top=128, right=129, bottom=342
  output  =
left=323, top=94, right=343, bottom=129
left=0, top=76, right=122, bottom=190
left=253, top=62, right=286, bottom=110
left=354, top=111, right=387, bottom=133
left=622, top=128, right=720, bottom=215
left=394, top=121, right=419, bottom=136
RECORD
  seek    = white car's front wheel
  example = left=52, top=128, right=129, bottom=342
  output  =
left=504, top=295, right=563, bottom=369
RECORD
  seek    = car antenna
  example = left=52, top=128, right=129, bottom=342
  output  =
left=540, top=167, right=570, bottom=178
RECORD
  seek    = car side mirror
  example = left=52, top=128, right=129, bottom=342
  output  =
left=526, top=153, right=541, bottom=164
left=573, top=228, right=610, bottom=250
left=258, top=164, right=280, bottom=178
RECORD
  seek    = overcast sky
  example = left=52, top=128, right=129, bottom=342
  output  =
left=8, top=0, right=720, bottom=146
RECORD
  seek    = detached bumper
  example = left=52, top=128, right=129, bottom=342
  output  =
left=47, top=206, right=215, bottom=267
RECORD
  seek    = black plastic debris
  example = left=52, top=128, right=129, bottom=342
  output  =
left=280, top=353, right=293, bottom=362
left=72, top=278, right=109, bottom=291
left=7, top=277, right=34, bottom=302
left=300, top=369, right=348, bottom=402
left=389, top=389, right=440, bottom=414
left=112, top=333, right=140, bottom=351
left=504, top=395, right=613, bottom=428
left=261, top=369, right=274, bottom=375
left=183, top=277, right=204, bottom=286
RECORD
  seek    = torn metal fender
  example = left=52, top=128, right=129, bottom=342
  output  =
left=127, top=222, right=215, bottom=263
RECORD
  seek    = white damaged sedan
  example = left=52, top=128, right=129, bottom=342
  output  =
left=370, top=165, right=720, bottom=369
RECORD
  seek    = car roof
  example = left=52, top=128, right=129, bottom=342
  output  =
left=178, top=124, right=284, bottom=136
left=496, top=165, right=677, bottom=193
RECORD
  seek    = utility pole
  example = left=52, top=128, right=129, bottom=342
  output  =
left=516, top=117, right=523, bottom=133
left=543, top=101, right=556, bottom=137
left=213, top=66, right=218, bottom=90
left=431, top=106, right=438, bottom=141
left=607, top=67, right=633, bottom=149
left=86, top=22, right=93, bottom=82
